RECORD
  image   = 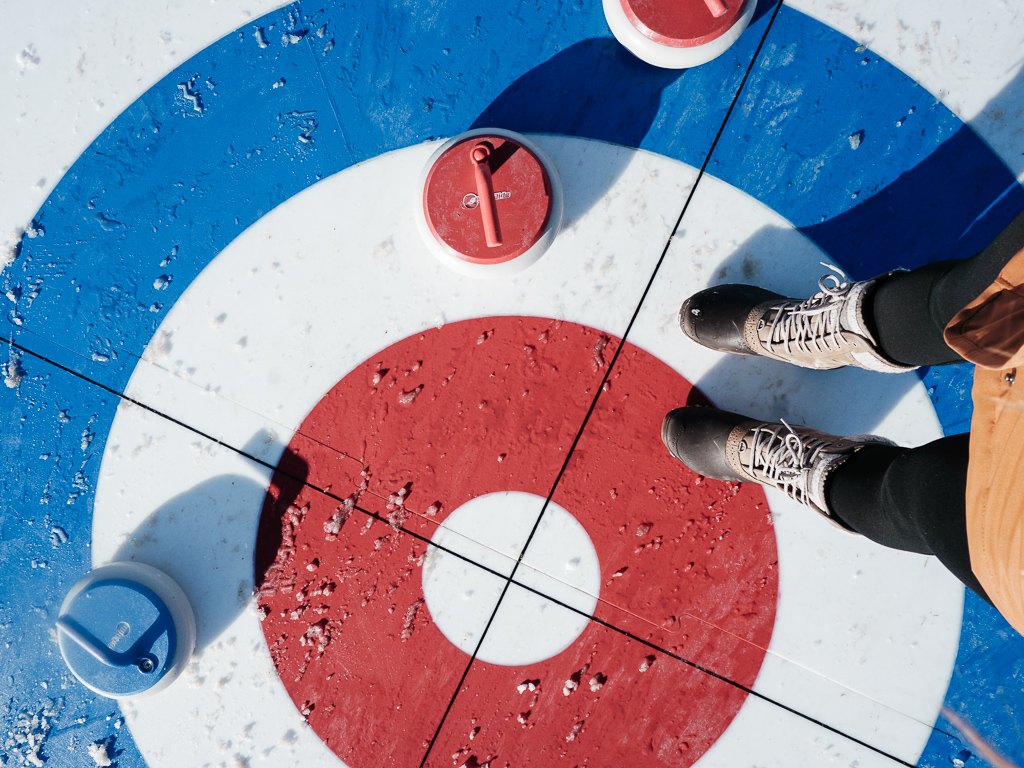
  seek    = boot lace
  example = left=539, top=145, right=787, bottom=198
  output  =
left=741, top=420, right=832, bottom=505
left=763, top=264, right=856, bottom=357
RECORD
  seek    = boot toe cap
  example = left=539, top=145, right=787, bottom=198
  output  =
left=661, top=406, right=748, bottom=482
left=678, top=284, right=783, bottom=355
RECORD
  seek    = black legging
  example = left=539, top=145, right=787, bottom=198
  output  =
left=868, top=207, right=1024, bottom=367
left=825, top=208, right=1024, bottom=604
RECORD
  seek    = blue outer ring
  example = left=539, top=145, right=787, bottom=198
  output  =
left=2, top=1, right=1022, bottom=765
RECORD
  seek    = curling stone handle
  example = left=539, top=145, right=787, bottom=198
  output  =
left=471, top=143, right=502, bottom=247
left=56, top=616, right=154, bottom=673
left=704, top=0, right=727, bottom=17
left=56, top=617, right=121, bottom=667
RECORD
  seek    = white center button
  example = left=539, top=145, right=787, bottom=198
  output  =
left=422, top=491, right=600, bottom=666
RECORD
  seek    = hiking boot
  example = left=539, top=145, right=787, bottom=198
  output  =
left=661, top=406, right=895, bottom=533
left=678, top=265, right=915, bottom=373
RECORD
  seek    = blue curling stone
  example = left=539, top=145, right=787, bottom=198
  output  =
left=57, top=563, right=194, bottom=698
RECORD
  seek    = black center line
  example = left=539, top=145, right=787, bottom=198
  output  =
left=416, top=1, right=817, bottom=765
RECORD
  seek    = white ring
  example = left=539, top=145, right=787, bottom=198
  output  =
left=94, top=137, right=960, bottom=766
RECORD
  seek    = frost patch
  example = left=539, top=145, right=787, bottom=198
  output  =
left=4, top=698, right=61, bottom=766
left=5, top=349, right=26, bottom=388
left=451, top=747, right=494, bottom=768
left=398, top=385, right=422, bottom=405
left=323, top=504, right=351, bottom=540
left=592, top=335, right=610, bottom=370
left=49, top=526, right=69, bottom=545
left=300, top=619, right=331, bottom=653
left=517, top=679, right=539, bottom=694
left=142, top=330, right=173, bottom=362
left=563, top=665, right=591, bottom=697
left=280, top=110, right=317, bottom=144
left=88, top=739, right=113, bottom=766
left=372, top=236, right=395, bottom=261
left=17, top=45, right=41, bottom=74
left=177, top=75, right=205, bottom=114
left=1, top=240, right=16, bottom=271
left=67, top=469, right=89, bottom=505
left=401, top=599, right=423, bottom=640
left=281, top=29, right=308, bottom=45
left=95, top=212, right=122, bottom=231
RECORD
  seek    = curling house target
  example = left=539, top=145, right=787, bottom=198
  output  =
left=253, top=316, right=776, bottom=766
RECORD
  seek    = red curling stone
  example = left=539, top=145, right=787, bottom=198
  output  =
left=604, top=0, right=756, bottom=69
left=416, top=129, right=563, bottom=278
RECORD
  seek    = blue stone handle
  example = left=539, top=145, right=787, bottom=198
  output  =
left=55, top=617, right=156, bottom=673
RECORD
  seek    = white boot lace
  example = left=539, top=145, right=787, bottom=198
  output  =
left=763, top=263, right=857, bottom=357
left=741, top=420, right=833, bottom=506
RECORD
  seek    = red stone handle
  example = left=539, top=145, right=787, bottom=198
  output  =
left=472, top=143, right=502, bottom=247
left=704, top=0, right=727, bottom=17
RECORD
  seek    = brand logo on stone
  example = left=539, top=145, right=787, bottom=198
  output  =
left=107, top=621, right=131, bottom=650
left=461, top=190, right=511, bottom=209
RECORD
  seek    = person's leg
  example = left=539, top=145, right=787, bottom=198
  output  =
left=661, top=407, right=992, bottom=603
left=868, top=207, right=1024, bottom=366
left=826, top=433, right=992, bottom=603
left=678, top=208, right=1024, bottom=372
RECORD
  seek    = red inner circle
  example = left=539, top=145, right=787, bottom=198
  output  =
left=423, top=136, right=553, bottom=264
left=255, top=316, right=777, bottom=767
left=620, top=0, right=748, bottom=48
